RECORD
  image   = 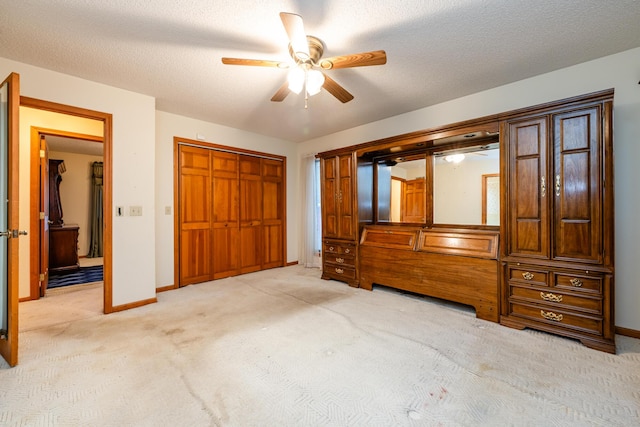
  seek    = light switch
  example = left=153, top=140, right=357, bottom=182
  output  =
left=165, top=206, right=172, bottom=215
left=116, top=206, right=124, bottom=217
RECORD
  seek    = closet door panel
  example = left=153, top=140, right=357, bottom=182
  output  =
left=178, top=146, right=213, bottom=284
left=322, top=157, right=339, bottom=238
left=212, top=151, right=240, bottom=278
left=262, top=159, right=284, bottom=268
left=239, top=156, right=262, bottom=273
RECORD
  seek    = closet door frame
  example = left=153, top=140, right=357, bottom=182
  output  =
left=173, top=137, right=287, bottom=288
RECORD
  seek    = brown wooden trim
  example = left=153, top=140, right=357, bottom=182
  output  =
left=281, top=156, right=288, bottom=267
left=18, top=297, right=30, bottom=303
left=108, top=297, right=157, bottom=313
left=318, top=88, right=615, bottom=159
left=285, top=261, right=298, bottom=266
left=29, top=127, right=104, bottom=300
left=175, top=137, right=286, bottom=162
left=21, top=96, right=114, bottom=314
left=172, top=138, right=180, bottom=289
left=481, top=173, right=500, bottom=225
left=615, top=326, right=640, bottom=339
left=155, top=284, right=176, bottom=293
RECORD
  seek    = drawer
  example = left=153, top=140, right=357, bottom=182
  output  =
left=508, top=266, right=548, bottom=286
left=509, top=302, right=603, bottom=336
left=323, top=263, right=356, bottom=280
left=509, top=285, right=602, bottom=315
left=324, top=253, right=355, bottom=267
left=554, top=272, right=602, bottom=293
left=324, top=241, right=356, bottom=256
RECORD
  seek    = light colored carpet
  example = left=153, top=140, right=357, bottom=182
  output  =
left=1, top=265, right=639, bottom=426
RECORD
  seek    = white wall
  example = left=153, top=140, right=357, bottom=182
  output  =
left=298, top=47, right=640, bottom=331
left=1, top=58, right=156, bottom=307
left=154, top=111, right=298, bottom=288
left=49, top=151, right=104, bottom=256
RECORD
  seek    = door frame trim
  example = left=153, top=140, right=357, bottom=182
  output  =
left=29, top=127, right=103, bottom=299
left=21, top=96, right=114, bottom=313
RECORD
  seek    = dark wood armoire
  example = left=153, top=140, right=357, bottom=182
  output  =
left=48, top=159, right=79, bottom=272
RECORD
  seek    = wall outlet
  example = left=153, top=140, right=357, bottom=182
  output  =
left=116, top=206, right=124, bottom=217
left=129, top=206, right=142, bottom=216
left=165, top=206, right=172, bottom=215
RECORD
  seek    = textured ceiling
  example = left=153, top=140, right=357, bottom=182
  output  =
left=2, top=0, right=640, bottom=143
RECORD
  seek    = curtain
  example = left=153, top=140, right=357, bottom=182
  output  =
left=87, top=161, right=103, bottom=258
left=299, top=155, right=322, bottom=268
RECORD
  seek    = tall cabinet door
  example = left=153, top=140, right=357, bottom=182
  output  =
left=507, top=117, right=550, bottom=259
left=321, top=156, right=339, bottom=238
left=552, top=106, right=602, bottom=263
left=212, top=151, right=240, bottom=279
left=338, top=154, right=355, bottom=240
left=262, top=159, right=285, bottom=269
left=178, top=146, right=213, bottom=285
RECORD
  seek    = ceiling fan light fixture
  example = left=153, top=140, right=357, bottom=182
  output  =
left=287, top=67, right=305, bottom=94
left=445, top=154, right=465, bottom=164
left=306, top=69, right=325, bottom=96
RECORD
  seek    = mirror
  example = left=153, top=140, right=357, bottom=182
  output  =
left=375, top=143, right=500, bottom=226
left=433, top=145, right=499, bottom=225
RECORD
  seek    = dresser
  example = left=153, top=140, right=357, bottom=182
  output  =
left=49, top=224, right=80, bottom=272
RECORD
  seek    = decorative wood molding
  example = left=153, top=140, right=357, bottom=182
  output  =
left=21, top=96, right=114, bottom=313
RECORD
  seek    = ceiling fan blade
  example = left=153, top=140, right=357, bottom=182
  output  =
left=280, top=12, right=310, bottom=60
left=319, top=50, right=387, bottom=70
left=270, top=81, right=290, bottom=102
left=322, top=73, right=354, bottom=103
left=221, top=58, right=287, bottom=68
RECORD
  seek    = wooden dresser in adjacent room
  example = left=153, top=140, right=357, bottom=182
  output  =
left=49, top=224, right=80, bottom=272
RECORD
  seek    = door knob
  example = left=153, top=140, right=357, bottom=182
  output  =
left=0, top=230, right=28, bottom=238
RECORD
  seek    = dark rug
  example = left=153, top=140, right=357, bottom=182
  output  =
left=48, top=266, right=103, bottom=289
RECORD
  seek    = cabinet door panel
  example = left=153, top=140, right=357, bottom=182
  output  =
left=508, top=117, right=549, bottom=258
left=338, top=154, right=355, bottom=239
left=322, top=157, right=339, bottom=238
left=553, top=107, right=601, bottom=262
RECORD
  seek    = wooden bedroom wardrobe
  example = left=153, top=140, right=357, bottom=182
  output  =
left=175, top=139, right=286, bottom=286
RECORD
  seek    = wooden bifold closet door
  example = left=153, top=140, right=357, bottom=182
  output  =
left=177, top=142, right=285, bottom=286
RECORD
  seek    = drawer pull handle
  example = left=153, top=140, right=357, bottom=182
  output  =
left=522, top=272, right=534, bottom=280
left=344, top=248, right=350, bottom=254
left=540, top=310, right=563, bottom=322
left=570, top=278, right=583, bottom=287
left=540, top=292, right=563, bottom=302
left=329, top=246, right=334, bottom=251
left=336, top=257, right=345, bottom=264
left=335, top=268, right=344, bottom=274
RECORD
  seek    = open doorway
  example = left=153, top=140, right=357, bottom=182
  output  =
left=21, top=97, right=113, bottom=314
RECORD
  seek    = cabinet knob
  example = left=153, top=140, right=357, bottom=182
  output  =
left=335, top=267, right=344, bottom=274
left=336, top=257, right=344, bottom=264
left=329, top=246, right=334, bottom=251
left=344, top=248, right=350, bottom=254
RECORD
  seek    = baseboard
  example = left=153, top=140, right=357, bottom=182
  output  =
left=19, top=296, right=33, bottom=302
left=107, top=297, right=157, bottom=313
left=156, top=284, right=176, bottom=293
left=286, top=261, right=299, bottom=266
left=616, top=326, right=640, bottom=339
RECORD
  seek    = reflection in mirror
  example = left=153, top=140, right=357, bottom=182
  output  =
left=377, top=158, right=426, bottom=223
left=433, top=146, right=499, bottom=225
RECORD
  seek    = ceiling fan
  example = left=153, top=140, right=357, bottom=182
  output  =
left=221, top=12, right=387, bottom=105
